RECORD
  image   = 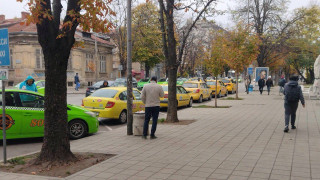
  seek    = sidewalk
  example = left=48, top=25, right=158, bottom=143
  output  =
left=1, top=87, right=320, bottom=180
left=67, top=87, right=86, bottom=94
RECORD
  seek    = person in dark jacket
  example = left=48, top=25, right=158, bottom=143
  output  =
left=100, top=80, right=109, bottom=88
left=266, top=76, right=273, bottom=95
left=278, top=75, right=286, bottom=95
left=74, top=73, right=80, bottom=91
left=258, top=76, right=265, bottom=95
left=283, top=75, right=305, bottom=133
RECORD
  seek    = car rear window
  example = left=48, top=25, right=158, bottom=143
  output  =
left=159, top=78, right=166, bottom=82
left=222, top=80, right=230, bottom=83
left=90, top=89, right=118, bottom=98
left=162, top=86, right=168, bottom=91
left=92, top=81, right=104, bottom=88
left=206, top=81, right=216, bottom=85
left=140, top=79, right=149, bottom=82
left=183, top=83, right=198, bottom=88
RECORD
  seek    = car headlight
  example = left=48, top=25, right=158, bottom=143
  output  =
left=85, top=111, right=96, bottom=117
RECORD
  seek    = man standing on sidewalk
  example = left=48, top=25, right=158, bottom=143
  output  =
left=283, top=75, right=305, bottom=133
left=74, top=73, right=80, bottom=91
left=266, top=76, right=273, bottom=95
left=141, top=76, right=164, bottom=139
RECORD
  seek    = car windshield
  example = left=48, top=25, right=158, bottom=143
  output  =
left=183, top=83, right=198, bottom=88
left=161, top=86, right=168, bottom=91
left=222, top=80, right=230, bottom=83
left=92, top=81, right=104, bottom=88
left=206, top=81, right=216, bottom=85
left=140, top=79, right=149, bottom=82
left=90, top=89, right=118, bottom=98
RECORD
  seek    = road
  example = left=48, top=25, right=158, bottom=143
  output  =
left=0, top=93, right=126, bottom=161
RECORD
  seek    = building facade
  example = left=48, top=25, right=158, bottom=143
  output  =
left=0, top=12, right=115, bottom=87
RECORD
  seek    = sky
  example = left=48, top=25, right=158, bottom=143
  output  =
left=0, top=0, right=319, bottom=28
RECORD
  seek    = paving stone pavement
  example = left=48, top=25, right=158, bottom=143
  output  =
left=1, top=86, right=320, bottom=180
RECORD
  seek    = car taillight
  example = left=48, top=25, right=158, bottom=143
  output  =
left=193, top=89, right=200, bottom=93
left=106, top=101, right=115, bottom=108
left=82, top=100, right=84, bottom=106
left=164, top=94, right=168, bottom=98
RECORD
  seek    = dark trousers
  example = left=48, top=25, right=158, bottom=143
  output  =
left=284, top=102, right=299, bottom=127
left=143, top=106, right=160, bottom=136
left=267, top=86, right=271, bottom=95
left=259, top=86, right=264, bottom=94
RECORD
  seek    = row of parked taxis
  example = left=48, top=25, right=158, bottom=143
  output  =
left=82, top=78, right=237, bottom=124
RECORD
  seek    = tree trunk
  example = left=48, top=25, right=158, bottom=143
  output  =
left=36, top=45, right=75, bottom=164
left=165, top=0, right=178, bottom=123
left=145, top=63, right=150, bottom=78
left=215, top=77, right=217, bottom=107
left=236, top=73, right=239, bottom=99
left=308, top=68, right=315, bottom=84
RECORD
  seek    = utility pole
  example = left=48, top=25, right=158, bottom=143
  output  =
left=126, top=0, right=133, bottom=135
left=95, top=34, right=99, bottom=82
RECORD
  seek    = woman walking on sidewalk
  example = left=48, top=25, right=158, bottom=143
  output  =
left=266, top=76, right=273, bottom=95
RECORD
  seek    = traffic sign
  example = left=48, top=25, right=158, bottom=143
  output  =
left=0, top=69, right=8, bottom=80
left=248, top=67, right=253, bottom=75
left=0, top=29, right=10, bottom=66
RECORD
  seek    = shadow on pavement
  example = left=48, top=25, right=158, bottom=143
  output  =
left=0, top=137, right=43, bottom=146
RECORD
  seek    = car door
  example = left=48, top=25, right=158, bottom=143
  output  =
left=117, top=91, right=128, bottom=115
left=176, top=87, right=183, bottom=107
left=17, top=92, right=45, bottom=136
left=219, top=81, right=227, bottom=94
left=132, top=90, right=144, bottom=112
left=0, top=92, right=22, bottom=138
left=178, top=87, right=189, bottom=106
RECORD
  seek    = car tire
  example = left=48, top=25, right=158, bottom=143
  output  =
left=199, top=95, right=203, bottom=103
left=218, top=91, right=221, bottom=98
left=69, top=120, right=88, bottom=140
left=119, top=110, right=127, bottom=124
left=188, top=98, right=193, bottom=107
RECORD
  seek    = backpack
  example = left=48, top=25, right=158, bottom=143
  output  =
left=286, top=86, right=300, bottom=102
left=278, top=79, right=285, bottom=87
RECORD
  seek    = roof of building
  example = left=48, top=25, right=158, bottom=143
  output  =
left=0, top=12, right=114, bottom=47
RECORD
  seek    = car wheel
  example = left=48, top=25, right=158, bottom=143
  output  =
left=119, top=110, right=127, bottom=124
left=199, top=95, right=203, bottom=103
left=69, top=120, right=88, bottom=139
left=218, top=91, right=221, bottom=98
left=188, top=98, right=193, bottom=107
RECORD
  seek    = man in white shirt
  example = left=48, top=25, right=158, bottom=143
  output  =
left=141, top=76, right=164, bottom=139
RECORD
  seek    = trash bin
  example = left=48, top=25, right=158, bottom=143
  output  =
left=248, top=85, right=253, bottom=92
left=133, top=111, right=147, bottom=136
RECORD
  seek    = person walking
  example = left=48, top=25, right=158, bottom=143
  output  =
left=283, top=75, right=305, bottom=133
left=100, top=80, right=109, bottom=88
left=245, top=76, right=251, bottom=94
left=141, top=76, right=164, bottom=139
left=19, top=75, right=38, bottom=92
left=74, top=73, right=80, bottom=91
left=266, top=76, right=273, bottom=95
left=278, top=75, right=286, bottom=95
left=258, top=76, right=265, bottom=95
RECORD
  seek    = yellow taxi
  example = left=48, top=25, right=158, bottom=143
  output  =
left=221, top=79, right=237, bottom=94
left=82, top=87, right=144, bottom=124
left=206, top=80, right=228, bottom=98
left=160, top=85, right=192, bottom=108
left=182, top=81, right=211, bottom=103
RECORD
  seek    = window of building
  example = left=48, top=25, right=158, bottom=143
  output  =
left=10, top=49, right=13, bottom=69
left=100, top=55, right=106, bottom=73
left=85, top=53, right=94, bottom=72
left=36, top=49, right=45, bottom=69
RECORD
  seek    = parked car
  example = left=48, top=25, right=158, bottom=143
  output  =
left=82, top=87, right=144, bottom=124
left=160, top=85, right=192, bottom=108
left=221, top=79, right=237, bottom=94
left=177, top=78, right=188, bottom=85
left=112, top=78, right=138, bottom=88
left=182, top=81, right=211, bottom=103
left=0, top=89, right=99, bottom=140
left=85, top=80, right=115, bottom=97
left=206, top=80, right=228, bottom=98
left=157, top=78, right=168, bottom=85
left=137, top=78, right=150, bottom=90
